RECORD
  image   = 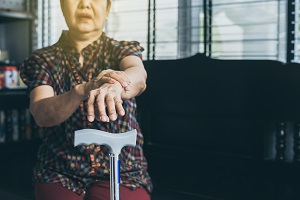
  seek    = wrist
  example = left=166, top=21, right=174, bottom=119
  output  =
left=74, top=83, right=89, bottom=101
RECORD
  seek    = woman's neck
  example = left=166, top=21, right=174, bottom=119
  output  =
left=69, top=30, right=102, bottom=53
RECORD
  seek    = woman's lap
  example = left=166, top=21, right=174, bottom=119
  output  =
left=35, top=182, right=150, bottom=200
left=86, top=181, right=150, bottom=200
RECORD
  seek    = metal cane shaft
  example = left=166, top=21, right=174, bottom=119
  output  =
left=110, top=153, right=120, bottom=200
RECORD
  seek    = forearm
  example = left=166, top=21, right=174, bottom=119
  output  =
left=121, top=66, right=146, bottom=100
left=30, top=84, right=88, bottom=127
left=120, top=57, right=147, bottom=100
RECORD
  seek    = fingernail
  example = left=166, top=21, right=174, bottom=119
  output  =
left=123, top=82, right=129, bottom=87
left=110, top=114, right=117, bottom=121
left=88, top=116, right=94, bottom=122
left=125, top=85, right=131, bottom=91
left=101, top=116, right=109, bottom=122
left=120, top=110, right=125, bottom=116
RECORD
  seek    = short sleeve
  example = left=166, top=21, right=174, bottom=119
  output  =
left=114, top=41, right=145, bottom=64
left=20, top=54, right=54, bottom=95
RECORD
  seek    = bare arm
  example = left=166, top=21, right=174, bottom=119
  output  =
left=30, top=56, right=146, bottom=126
left=30, top=69, right=130, bottom=127
left=119, top=55, right=147, bottom=99
left=29, top=84, right=87, bottom=127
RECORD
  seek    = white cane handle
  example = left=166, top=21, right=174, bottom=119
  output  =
left=74, top=129, right=137, bottom=155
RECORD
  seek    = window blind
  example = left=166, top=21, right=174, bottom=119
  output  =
left=106, top=0, right=180, bottom=60
left=295, top=0, right=300, bottom=62
left=209, top=0, right=286, bottom=60
left=37, top=0, right=67, bottom=48
left=38, top=0, right=299, bottom=63
left=105, top=0, right=149, bottom=59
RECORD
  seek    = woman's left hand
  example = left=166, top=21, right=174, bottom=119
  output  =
left=86, top=82, right=125, bottom=122
left=88, top=69, right=131, bottom=92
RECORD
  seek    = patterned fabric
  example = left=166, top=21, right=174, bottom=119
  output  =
left=20, top=31, right=153, bottom=197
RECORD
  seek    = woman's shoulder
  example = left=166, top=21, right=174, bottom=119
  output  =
left=31, top=44, right=60, bottom=58
left=25, top=43, right=61, bottom=64
left=101, top=34, right=144, bottom=61
left=104, top=34, right=142, bottom=48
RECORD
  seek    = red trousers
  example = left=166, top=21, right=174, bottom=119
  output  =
left=35, top=182, right=150, bottom=200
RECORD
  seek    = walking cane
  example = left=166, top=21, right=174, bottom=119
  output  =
left=74, top=129, right=137, bottom=200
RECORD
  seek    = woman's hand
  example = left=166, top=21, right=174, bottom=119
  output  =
left=86, top=82, right=125, bottom=122
left=82, top=56, right=147, bottom=123
left=87, top=69, right=131, bottom=92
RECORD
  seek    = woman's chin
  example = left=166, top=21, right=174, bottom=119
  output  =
left=73, top=25, right=99, bottom=34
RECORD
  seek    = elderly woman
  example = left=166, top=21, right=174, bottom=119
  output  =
left=20, top=0, right=152, bottom=199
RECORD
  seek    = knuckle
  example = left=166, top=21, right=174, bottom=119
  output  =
left=106, top=97, right=114, bottom=103
left=115, top=99, right=123, bottom=104
left=107, top=86, right=115, bottom=92
left=107, top=84, right=113, bottom=89
left=88, top=90, right=95, bottom=96
left=98, top=88, right=106, bottom=94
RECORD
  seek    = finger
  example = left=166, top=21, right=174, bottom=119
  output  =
left=105, top=93, right=117, bottom=121
left=93, top=76, right=116, bottom=89
left=115, top=99, right=125, bottom=116
left=124, top=84, right=131, bottom=91
left=87, top=90, right=97, bottom=122
left=90, top=69, right=116, bottom=90
left=106, top=71, right=131, bottom=89
left=95, top=89, right=110, bottom=122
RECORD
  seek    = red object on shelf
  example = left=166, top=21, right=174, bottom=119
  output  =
left=0, top=66, right=18, bottom=89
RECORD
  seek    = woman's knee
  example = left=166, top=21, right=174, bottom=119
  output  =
left=34, top=183, right=82, bottom=200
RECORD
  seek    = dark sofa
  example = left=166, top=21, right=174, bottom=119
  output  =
left=137, top=53, right=300, bottom=200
